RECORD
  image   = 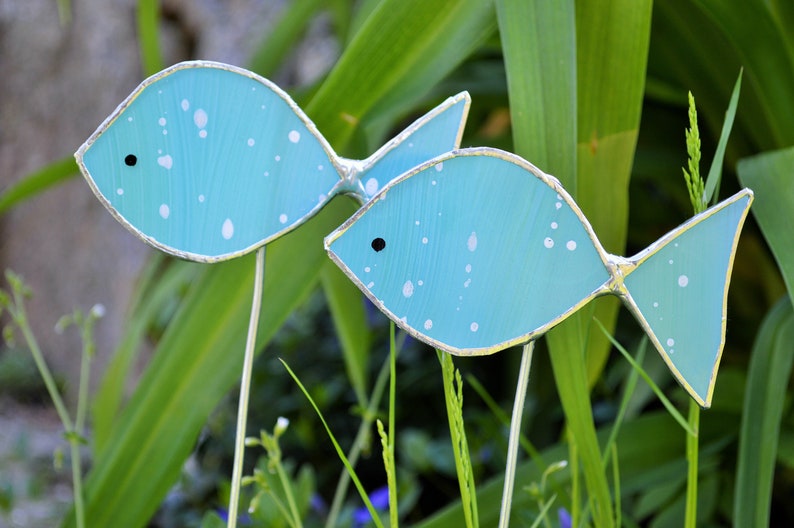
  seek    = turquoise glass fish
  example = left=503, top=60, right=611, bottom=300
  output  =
left=76, top=61, right=469, bottom=262
left=325, top=148, right=753, bottom=407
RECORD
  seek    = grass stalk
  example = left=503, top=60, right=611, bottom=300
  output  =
left=498, top=341, right=535, bottom=528
left=438, top=351, right=478, bottom=528
left=324, top=337, right=401, bottom=528
left=228, top=247, right=266, bottom=528
left=282, top=359, right=385, bottom=528
left=684, top=401, right=700, bottom=527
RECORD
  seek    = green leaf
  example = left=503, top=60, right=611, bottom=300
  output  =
left=703, top=69, right=742, bottom=205
left=307, top=0, right=496, bottom=153
left=136, top=0, right=164, bottom=76
left=0, top=157, right=77, bottom=215
left=734, top=297, right=794, bottom=527
left=69, top=198, right=357, bottom=528
left=737, top=146, right=794, bottom=303
left=320, top=260, right=370, bottom=407
left=247, top=0, right=325, bottom=79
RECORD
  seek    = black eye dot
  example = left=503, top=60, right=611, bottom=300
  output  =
left=124, top=154, right=137, bottom=166
left=371, top=237, right=386, bottom=252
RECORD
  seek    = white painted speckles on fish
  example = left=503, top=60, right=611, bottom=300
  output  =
left=325, top=149, right=753, bottom=408
left=157, top=155, right=173, bottom=169
left=222, top=218, right=234, bottom=239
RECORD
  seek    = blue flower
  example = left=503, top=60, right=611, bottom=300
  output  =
left=353, top=486, right=390, bottom=527
left=557, top=507, right=572, bottom=528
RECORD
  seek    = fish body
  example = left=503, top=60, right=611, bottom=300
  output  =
left=76, top=61, right=469, bottom=262
left=325, top=148, right=753, bottom=407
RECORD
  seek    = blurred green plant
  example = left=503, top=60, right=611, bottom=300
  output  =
left=1, top=0, right=793, bottom=526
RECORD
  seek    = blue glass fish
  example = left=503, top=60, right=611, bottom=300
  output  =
left=75, top=61, right=470, bottom=262
left=325, top=148, right=753, bottom=407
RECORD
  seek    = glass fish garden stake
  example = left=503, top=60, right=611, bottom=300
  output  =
left=76, top=61, right=470, bottom=261
left=325, top=148, right=753, bottom=408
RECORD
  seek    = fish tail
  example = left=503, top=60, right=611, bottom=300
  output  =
left=350, top=92, right=471, bottom=201
left=617, top=189, right=753, bottom=407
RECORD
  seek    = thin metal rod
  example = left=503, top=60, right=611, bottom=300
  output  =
left=228, top=247, right=266, bottom=528
left=498, top=340, right=535, bottom=528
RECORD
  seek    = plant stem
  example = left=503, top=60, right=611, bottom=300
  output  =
left=685, top=400, right=700, bottom=527
left=325, top=342, right=397, bottom=528
left=498, top=341, right=535, bottom=528
left=387, top=322, right=398, bottom=527
left=228, top=247, right=266, bottom=528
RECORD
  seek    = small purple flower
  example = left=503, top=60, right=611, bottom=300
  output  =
left=353, top=486, right=390, bottom=527
left=216, top=507, right=252, bottom=525
left=558, top=507, right=572, bottom=528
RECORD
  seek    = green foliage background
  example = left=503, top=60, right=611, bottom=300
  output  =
left=3, top=0, right=794, bottom=526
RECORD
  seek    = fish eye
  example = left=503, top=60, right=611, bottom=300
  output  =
left=371, top=237, right=386, bottom=252
left=124, top=154, right=137, bottom=167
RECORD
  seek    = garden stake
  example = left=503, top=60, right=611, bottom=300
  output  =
left=228, top=246, right=265, bottom=528
left=498, top=341, right=534, bottom=528
left=75, top=60, right=469, bottom=526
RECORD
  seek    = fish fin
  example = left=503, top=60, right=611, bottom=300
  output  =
left=620, top=189, right=753, bottom=407
left=354, top=92, right=471, bottom=200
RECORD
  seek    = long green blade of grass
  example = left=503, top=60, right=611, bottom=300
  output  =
left=737, top=146, right=794, bottom=303
left=733, top=297, right=794, bottom=527
left=0, top=157, right=77, bottom=215
left=136, top=0, right=164, bottom=76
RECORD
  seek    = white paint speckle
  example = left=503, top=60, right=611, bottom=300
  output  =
left=159, top=204, right=170, bottom=219
left=158, top=117, right=166, bottom=126
left=424, top=320, right=433, bottom=330
left=465, top=264, right=471, bottom=273
left=435, top=162, right=444, bottom=172
left=116, top=188, right=124, bottom=196
left=464, top=279, right=471, bottom=288
left=279, top=213, right=288, bottom=224
left=318, top=164, right=324, bottom=170
left=275, top=155, right=281, bottom=162
left=264, top=171, right=269, bottom=177
left=422, top=237, right=428, bottom=244
left=364, top=266, right=371, bottom=273
left=669, top=259, right=674, bottom=264
left=181, top=99, right=190, bottom=111
left=551, top=222, right=558, bottom=229
left=222, top=219, right=234, bottom=239
left=669, top=349, right=675, bottom=354
left=247, top=138, right=255, bottom=147
left=365, top=178, right=378, bottom=196
left=653, top=301, right=659, bottom=308
left=544, top=237, right=554, bottom=249
left=127, top=116, right=133, bottom=122
left=557, top=194, right=562, bottom=200
left=667, top=338, right=675, bottom=347
left=415, top=220, right=420, bottom=226
left=470, top=322, right=479, bottom=332
left=467, top=232, right=478, bottom=252
left=288, top=130, right=300, bottom=143
left=418, top=280, right=424, bottom=286
left=555, top=202, right=562, bottom=209
left=199, top=130, right=208, bottom=138
left=367, top=281, right=375, bottom=288
left=678, top=275, right=689, bottom=287
left=157, top=155, right=173, bottom=169
left=402, top=280, right=414, bottom=298
left=566, top=240, right=577, bottom=251
left=408, top=142, right=414, bottom=148
left=162, top=129, right=168, bottom=135
left=198, top=194, right=205, bottom=203
left=194, top=109, right=208, bottom=128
